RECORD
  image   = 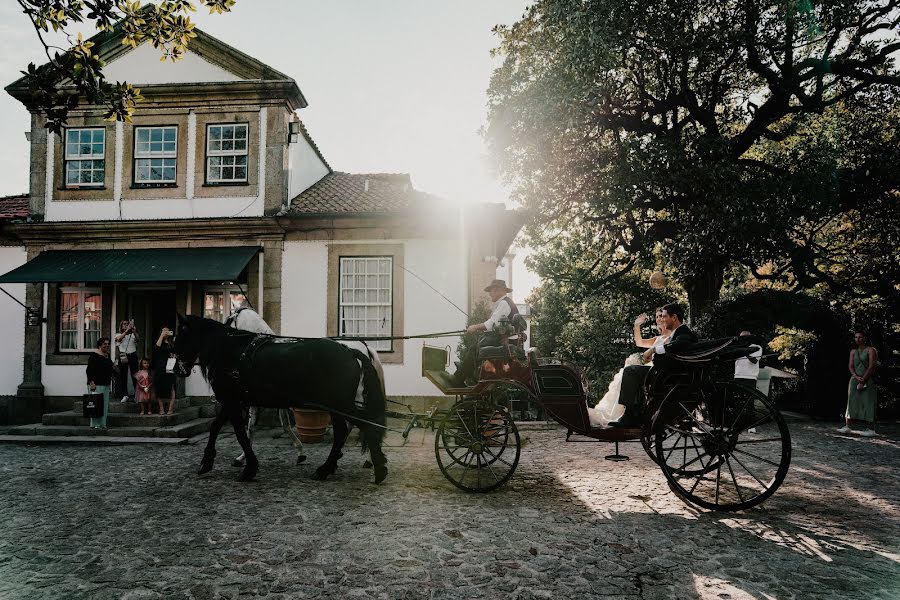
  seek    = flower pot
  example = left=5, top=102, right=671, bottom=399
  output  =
left=293, top=409, right=331, bottom=443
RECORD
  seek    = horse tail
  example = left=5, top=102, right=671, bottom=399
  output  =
left=349, top=347, right=386, bottom=454
left=362, top=344, right=386, bottom=399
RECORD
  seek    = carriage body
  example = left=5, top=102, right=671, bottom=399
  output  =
left=423, top=335, right=791, bottom=511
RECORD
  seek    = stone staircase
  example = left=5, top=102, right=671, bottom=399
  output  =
left=3, top=396, right=218, bottom=441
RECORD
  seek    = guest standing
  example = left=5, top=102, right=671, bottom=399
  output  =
left=838, top=331, right=878, bottom=437
left=114, top=319, right=139, bottom=402
left=86, top=337, right=114, bottom=430
left=153, top=326, right=177, bottom=416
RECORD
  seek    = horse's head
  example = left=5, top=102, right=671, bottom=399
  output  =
left=173, top=314, right=219, bottom=378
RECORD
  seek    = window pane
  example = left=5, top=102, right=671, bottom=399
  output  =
left=66, top=163, right=80, bottom=184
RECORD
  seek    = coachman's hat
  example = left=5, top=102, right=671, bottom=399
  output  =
left=484, top=279, right=512, bottom=293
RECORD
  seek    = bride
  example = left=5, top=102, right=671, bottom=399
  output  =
left=588, top=308, right=672, bottom=428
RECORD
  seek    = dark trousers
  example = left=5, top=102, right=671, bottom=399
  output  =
left=452, top=333, right=502, bottom=385
left=734, top=378, right=757, bottom=391
left=617, top=365, right=652, bottom=423
left=116, top=352, right=139, bottom=397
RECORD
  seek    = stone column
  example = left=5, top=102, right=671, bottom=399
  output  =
left=14, top=278, right=45, bottom=424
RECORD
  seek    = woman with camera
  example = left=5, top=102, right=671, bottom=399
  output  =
left=114, top=319, right=139, bottom=403
left=152, top=326, right=177, bottom=416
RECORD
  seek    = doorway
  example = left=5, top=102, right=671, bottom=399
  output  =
left=125, top=288, right=175, bottom=362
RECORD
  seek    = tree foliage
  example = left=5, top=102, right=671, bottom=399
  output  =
left=486, top=0, right=900, bottom=317
left=529, top=273, right=675, bottom=402
left=15, top=0, right=236, bottom=132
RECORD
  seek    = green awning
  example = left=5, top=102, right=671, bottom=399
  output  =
left=0, top=247, right=259, bottom=283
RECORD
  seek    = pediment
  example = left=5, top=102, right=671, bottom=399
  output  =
left=102, top=43, right=243, bottom=85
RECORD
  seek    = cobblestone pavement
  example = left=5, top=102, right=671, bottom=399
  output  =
left=0, top=419, right=897, bottom=600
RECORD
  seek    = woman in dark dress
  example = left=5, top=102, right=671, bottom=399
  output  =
left=153, top=326, right=177, bottom=416
left=85, top=337, right=114, bottom=429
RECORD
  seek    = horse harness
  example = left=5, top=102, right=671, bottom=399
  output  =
left=224, top=332, right=272, bottom=397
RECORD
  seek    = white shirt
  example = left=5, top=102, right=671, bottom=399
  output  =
left=655, top=324, right=688, bottom=355
left=116, top=332, right=137, bottom=356
left=735, top=345, right=763, bottom=380
left=483, top=296, right=513, bottom=332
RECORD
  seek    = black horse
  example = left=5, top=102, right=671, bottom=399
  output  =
left=172, top=314, right=388, bottom=484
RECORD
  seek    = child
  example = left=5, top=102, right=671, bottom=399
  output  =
left=135, top=358, right=153, bottom=416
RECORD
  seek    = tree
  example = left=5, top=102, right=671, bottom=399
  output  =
left=486, top=0, right=900, bottom=317
left=15, top=0, right=236, bottom=133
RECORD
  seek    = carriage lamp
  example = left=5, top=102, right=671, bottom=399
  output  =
left=288, top=120, right=301, bottom=144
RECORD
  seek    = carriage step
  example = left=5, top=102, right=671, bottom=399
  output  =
left=423, top=369, right=474, bottom=393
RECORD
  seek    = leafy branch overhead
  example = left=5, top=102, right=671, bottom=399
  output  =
left=485, top=0, right=900, bottom=315
left=15, top=0, right=237, bottom=133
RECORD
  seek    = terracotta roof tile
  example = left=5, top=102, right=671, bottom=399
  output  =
left=0, top=194, right=28, bottom=220
left=287, top=172, right=441, bottom=215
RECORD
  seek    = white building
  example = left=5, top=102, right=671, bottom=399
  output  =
left=0, top=21, right=521, bottom=425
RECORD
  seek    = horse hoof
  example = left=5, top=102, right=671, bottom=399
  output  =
left=362, top=460, right=373, bottom=469
left=296, top=455, right=307, bottom=465
left=231, top=458, right=244, bottom=468
left=311, top=468, right=329, bottom=481
left=237, top=463, right=258, bottom=482
left=198, top=461, right=213, bottom=476
left=374, top=465, right=388, bottom=484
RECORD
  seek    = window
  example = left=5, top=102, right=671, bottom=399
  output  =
left=59, top=283, right=102, bottom=351
left=64, top=128, right=105, bottom=187
left=203, top=286, right=247, bottom=323
left=134, top=126, right=177, bottom=184
left=338, top=257, right=393, bottom=351
left=206, top=123, right=248, bottom=183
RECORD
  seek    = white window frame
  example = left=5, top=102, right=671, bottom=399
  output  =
left=338, top=256, right=393, bottom=352
left=206, top=123, right=249, bottom=184
left=64, top=128, right=106, bottom=188
left=203, top=286, right=247, bottom=323
left=59, top=283, right=102, bottom=352
left=134, top=125, right=178, bottom=184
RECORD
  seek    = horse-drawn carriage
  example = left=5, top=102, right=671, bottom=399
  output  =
left=173, top=311, right=789, bottom=512
left=420, top=327, right=791, bottom=512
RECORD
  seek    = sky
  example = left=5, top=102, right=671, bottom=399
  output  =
left=0, top=0, right=539, bottom=301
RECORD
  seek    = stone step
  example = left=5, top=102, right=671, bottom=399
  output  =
left=43, top=407, right=202, bottom=428
left=73, top=396, right=211, bottom=414
left=5, top=416, right=216, bottom=439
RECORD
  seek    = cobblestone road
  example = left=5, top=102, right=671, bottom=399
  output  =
left=0, top=419, right=897, bottom=599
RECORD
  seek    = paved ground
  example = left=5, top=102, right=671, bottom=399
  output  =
left=0, top=418, right=897, bottom=599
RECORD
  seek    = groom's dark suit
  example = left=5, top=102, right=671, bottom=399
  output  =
left=616, top=323, right=699, bottom=425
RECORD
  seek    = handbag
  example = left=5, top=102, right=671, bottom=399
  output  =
left=165, top=356, right=177, bottom=374
left=83, top=392, right=104, bottom=418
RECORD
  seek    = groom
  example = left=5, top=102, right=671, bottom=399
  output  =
left=614, top=302, right=698, bottom=426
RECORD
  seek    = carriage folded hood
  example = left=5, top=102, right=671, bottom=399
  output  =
left=0, top=246, right=259, bottom=282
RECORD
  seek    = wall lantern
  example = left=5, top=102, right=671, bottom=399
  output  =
left=288, top=120, right=301, bottom=144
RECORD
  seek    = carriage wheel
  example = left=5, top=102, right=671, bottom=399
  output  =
left=641, top=389, right=682, bottom=465
left=435, top=397, right=521, bottom=493
left=653, top=381, right=791, bottom=511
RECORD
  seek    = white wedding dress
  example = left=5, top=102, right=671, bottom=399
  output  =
left=588, top=333, right=670, bottom=428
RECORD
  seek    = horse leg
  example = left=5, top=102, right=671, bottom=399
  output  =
left=225, top=402, right=259, bottom=482
left=312, top=415, right=348, bottom=481
left=232, top=406, right=257, bottom=467
left=365, top=427, right=389, bottom=484
left=199, top=405, right=229, bottom=475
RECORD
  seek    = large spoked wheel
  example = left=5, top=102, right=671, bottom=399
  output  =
left=641, top=387, right=683, bottom=465
left=435, top=397, right=521, bottom=493
left=653, top=381, right=791, bottom=511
